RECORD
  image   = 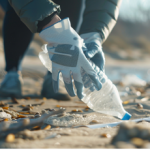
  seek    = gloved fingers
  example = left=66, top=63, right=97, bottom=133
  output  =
left=88, top=74, right=102, bottom=91
left=72, top=71, right=84, bottom=99
left=91, top=52, right=105, bottom=72
left=61, top=71, right=76, bottom=97
left=74, top=80, right=84, bottom=100
left=84, top=42, right=100, bottom=58
left=52, top=68, right=60, bottom=93
left=82, top=61, right=102, bottom=91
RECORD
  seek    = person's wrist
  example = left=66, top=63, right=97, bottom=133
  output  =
left=42, top=14, right=61, bottom=30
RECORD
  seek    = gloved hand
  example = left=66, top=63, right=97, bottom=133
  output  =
left=80, top=32, right=105, bottom=72
left=39, top=18, right=102, bottom=99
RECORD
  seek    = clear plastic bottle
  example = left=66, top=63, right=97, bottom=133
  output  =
left=80, top=61, right=131, bottom=120
left=39, top=49, right=131, bottom=120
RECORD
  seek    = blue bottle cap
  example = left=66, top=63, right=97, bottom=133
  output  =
left=122, top=112, right=131, bottom=120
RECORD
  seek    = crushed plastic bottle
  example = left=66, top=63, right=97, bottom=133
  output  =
left=39, top=46, right=131, bottom=120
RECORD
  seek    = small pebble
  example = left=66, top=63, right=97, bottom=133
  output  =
left=5, top=134, right=15, bottom=143
left=23, top=118, right=30, bottom=126
left=131, top=138, right=144, bottom=147
left=137, top=103, right=143, bottom=109
left=34, top=113, right=41, bottom=118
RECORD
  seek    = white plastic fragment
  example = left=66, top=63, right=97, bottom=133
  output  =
left=0, top=112, right=11, bottom=119
left=121, top=74, right=146, bottom=86
left=85, top=117, right=150, bottom=129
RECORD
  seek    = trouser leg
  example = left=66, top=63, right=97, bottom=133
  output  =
left=2, top=2, right=33, bottom=72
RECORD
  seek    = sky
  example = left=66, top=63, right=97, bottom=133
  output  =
left=119, top=0, right=150, bottom=22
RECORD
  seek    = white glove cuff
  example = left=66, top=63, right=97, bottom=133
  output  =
left=39, top=18, right=83, bottom=47
left=80, top=32, right=102, bottom=44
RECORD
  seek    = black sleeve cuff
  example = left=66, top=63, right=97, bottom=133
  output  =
left=37, top=11, right=58, bottom=33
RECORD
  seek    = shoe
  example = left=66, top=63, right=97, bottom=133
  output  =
left=41, top=72, right=71, bottom=100
left=0, top=71, right=23, bottom=98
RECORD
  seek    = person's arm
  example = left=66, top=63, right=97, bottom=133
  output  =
left=79, top=0, right=122, bottom=44
left=8, top=0, right=61, bottom=33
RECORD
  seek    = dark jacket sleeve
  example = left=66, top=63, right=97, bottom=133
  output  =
left=8, top=0, right=60, bottom=33
left=79, top=0, right=122, bottom=43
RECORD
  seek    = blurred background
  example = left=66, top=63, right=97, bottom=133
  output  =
left=0, top=0, right=150, bottom=85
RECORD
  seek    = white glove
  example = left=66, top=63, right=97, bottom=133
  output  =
left=39, top=18, right=102, bottom=99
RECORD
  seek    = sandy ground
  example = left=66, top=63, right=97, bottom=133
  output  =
left=0, top=39, right=150, bottom=148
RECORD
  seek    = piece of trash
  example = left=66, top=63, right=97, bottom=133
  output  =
left=86, top=117, right=150, bottom=129
left=19, top=112, right=30, bottom=115
left=44, top=125, right=51, bottom=130
left=5, top=134, right=15, bottom=143
left=32, top=126, right=41, bottom=130
left=119, top=92, right=128, bottom=97
left=141, top=97, right=149, bottom=102
left=121, top=74, right=146, bottom=86
left=0, top=112, right=11, bottom=119
left=137, top=103, right=143, bottom=109
left=11, top=97, right=19, bottom=104
left=4, top=118, right=9, bottom=121
left=17, top=115, right=26, bottom=118
left=43, top=97, right=47, bottom=100
left=2, top=107, right=9, bottom=110
left=56, top=105, right=60, bottom=108
left=122, top=101, right=129, bottom=105
left=71, top=109, right=83, bottom=113
left=136, top=91, right=141, bottom=96
left=101, top=133, right=111, bottom=138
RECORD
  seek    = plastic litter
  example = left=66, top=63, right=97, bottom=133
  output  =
left=121, top=74, right=146, bottom=86
left=86, top=117, right=150, bottom=129
left=39, top=47, right=131, bottom=120
left=0, top=112, right=11, bottom=119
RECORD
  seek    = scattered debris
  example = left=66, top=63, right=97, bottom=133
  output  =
left=121, top=74, right=146, bottom=86
left=11, top=97, right=19, bottom=104
left=0, top=112, right=11, bottom=119
left=71, top=109, right=83, bottom=113
left=101, top=133, right=111, bottom=138
left=137, top=103, right=143, bottom=109
left=44, top=125, right=51, bottom=130
left=141, top=96, right=149, bottom=102
left=32, top=126, right=41, bottom=131
left=122, top=101, right=129, bottom=105
left=0, top=109, right=65, bottom=138
left=43, top=97, right=47, bottom=100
